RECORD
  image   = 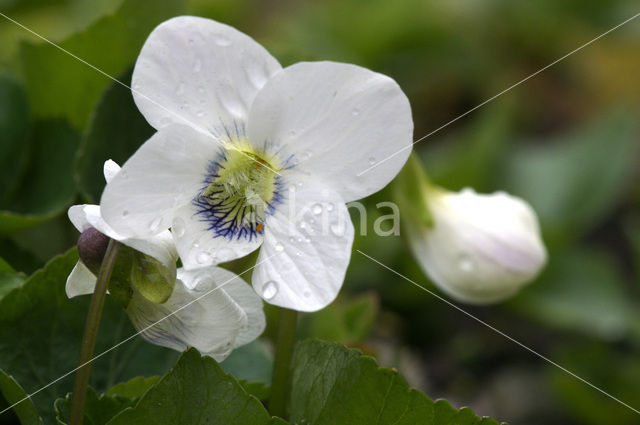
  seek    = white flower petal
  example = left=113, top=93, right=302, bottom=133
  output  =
left=132, top=16, right=281, bottom=133
left=103, top=159, right=121, bottom=184
left=68, top=205, right=91, bottom=233
left=247, top=61, right=413, bottom=202
left=127, top=267, right=255, bottom=361
left=252, top=181, right=354, bottom=311
left=65, top=261, right=96, bottom=298
left=408, top=188, right=547, bottom=305
left=172, top=203, right=263, bottom=270
left=101, top=124, right=217, bottom=239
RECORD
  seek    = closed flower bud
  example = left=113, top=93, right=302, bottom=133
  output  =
left=77, top=227, right=110, bottom=275
left=407, top=187, right=547, bottom=305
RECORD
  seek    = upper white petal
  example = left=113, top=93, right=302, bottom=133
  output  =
left=252, top=180, right=354, bottom=312
left=172, top=203, right=263, bottom=270
left=132, top=16, right=281, bottom=133
left=65, top=261, right=96, bottom=298
left=100, top=124, right=218, bottom=239
left=247, top=61, right=413, bottom=202
left=409, top=188, right=547, bottom=305
left=103, top=159, right=121, bottom=184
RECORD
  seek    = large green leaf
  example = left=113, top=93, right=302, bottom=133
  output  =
left=0, top=256, right=26, bottom=299
left=0, top=119, right=80, bottom=234
left=75, top=68, right=154, bottom=202
left=288, top=339, right=501, bottom=425
left=503, top=108, right=639, bottom=245
left=0, top=367, right=42, bottom=425
left=20, top=0, right=184, bottom=129
left=0, top=75, right=30, bottom=205
left=54, top=387, right=136, bottom=425
left=106, top=349, right=278, bottom=425
left=0, top=249, right=178, bottom=425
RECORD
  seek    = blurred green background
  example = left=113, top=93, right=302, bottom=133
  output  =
left=1, top=0, right=639, bottom=424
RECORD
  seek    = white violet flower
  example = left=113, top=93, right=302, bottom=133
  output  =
left=407, top=187, right=547, bottom=305
left=67, top=160, right=265, bottom=361
left=100, top=16, right=413, bottom=311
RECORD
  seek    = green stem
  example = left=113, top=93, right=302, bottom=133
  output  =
left=269, top=307, right=298, bottom=418
left=69, top=239, right=120, bottom=425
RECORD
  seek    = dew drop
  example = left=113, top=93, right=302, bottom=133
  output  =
left=187, top=38, right=195, bottom=45
left=312, top=203, right=322, bottom=215
left=175, top=82, right=185, bottom=95
left=215, top=35, right=232, bottom=46
left=352, top=108, right=360, bottom=116
left=289, top=129, right=297, bottom=136
left=303, top=290, right=311, bottom=298
left=296, top=181, right=303, bottom=188
left=330, top=223, right=345, bottom=236
left=274, top=242, right=284, bottom=252
left=288, top=236, right=296, bottom=243
left=458, top=253, right=474, bottom=272
left=192, top=241, right=200, bottom=249
left=196, top=251, right=212, bottom=264
left=300, top=150, right=312, bottom=161
left=296, top=251, right=302, bottom=257
left=172, top=217, right=185, bottom=237
left=148, top=217, right=162, bottom=232
left=326, top=203, right=335, bottom=212
left=296, top=237, right=304, bottom=243
left=197, top=85, right=205, bottom=93
left=121, top=210, right=129, bottom=217
left=193, top=59, right=202, bottom=72
left=368, top=157, right=376, bottom=165
left=262, top=281, right=278, bottom=299
left=196, top=110, right=205, bottom=117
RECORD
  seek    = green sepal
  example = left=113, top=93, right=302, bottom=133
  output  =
left=107, top=245, right=176, bottom=309
left=393, top=153, right=435, bottom=228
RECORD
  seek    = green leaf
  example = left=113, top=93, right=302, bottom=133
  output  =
left=105, top=376, right=159, bottom=399
left=75, top=68, right=154, bottom=203
left=0, top=119, right=80, bottom=234
left=106, top=349, right=278, bottom=425
left=20, top=0, right=184, bottom=128
left=54, top=387, right=136, bottom=425
left=0, top=367, right=42, bottom=425
left=289, top=339, right=501, bottom=425
left=503, top=108, right=639, bottom=244
left=0, top=257, right=26, bottom=299
left=0, top=75, right=30, bottom=205
left=220, top=340, right=273, bottom=385
left=297, top=293, right=379, bottom=343
left=0, top=248, right=178, bottom=425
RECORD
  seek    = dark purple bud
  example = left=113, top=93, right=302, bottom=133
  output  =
left=78, top=227, right=110, bottom=275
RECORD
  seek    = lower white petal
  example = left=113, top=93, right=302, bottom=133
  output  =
left=126, top=269, right=250, bottom=362
left=252, top=181, right=355, bottom=312
left=172, top=203, right=263, bottom=270
left=65, top=261, right=96, bottom=298
left=100, top=124, right=217, bottom=239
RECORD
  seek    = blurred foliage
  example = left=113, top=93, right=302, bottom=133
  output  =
left=0, top=0, right=638, bottom=424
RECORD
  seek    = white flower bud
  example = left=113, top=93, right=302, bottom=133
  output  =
left=407, top=187, right=547, bottom=305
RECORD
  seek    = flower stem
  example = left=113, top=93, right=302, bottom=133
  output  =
left=269, top=307, right=298, bottom=418
left=69, top=239, right=120, bottom=425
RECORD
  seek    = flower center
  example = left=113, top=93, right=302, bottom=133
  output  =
left=193, top=142, right=282, bottom=240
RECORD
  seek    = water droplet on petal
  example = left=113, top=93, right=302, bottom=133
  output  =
left=193, top=59, right=202, bottom=72
left=296, top=251, right=302, bottom=257
left=326, top=203, right=335, bottom=212
left=122, top=210, right=129, bottom=217
left=288, top=236, right=296, bottom=243
left=175, top=82, right=185, bottom=95
left=262, top=281, right=278, bottom=299
left=274, top=242, right=284, bottom=252
left=196, top=110, right=205, bottom=117
left=192, top=241, right=200, bottom=249
left=330, top=223, right=345, bottom=236
left=312, top=204, right=322, bottom=215
left=303, top=290, right=311, bottom=298
left=458, top=253, right=475, bottom=272
left=197, top=85, right=205, bottom=93
left=368, top=157, right=376, bottom=165
left=196, top=251, right=211, bottom=264
left=148, top=217, right=162, bottom=232
left=215, top=35, right=232, bottom=46
left=172, top=217, right=185, bottom=237
left=300, top=150, right=312, bottom=161
left=352, top=108, right=360, bottom=116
